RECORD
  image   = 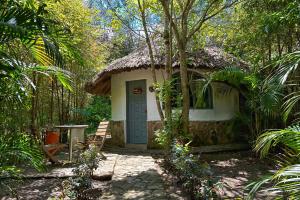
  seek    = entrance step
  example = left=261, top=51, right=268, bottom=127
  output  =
left=125, top=144, right=147, bottom=150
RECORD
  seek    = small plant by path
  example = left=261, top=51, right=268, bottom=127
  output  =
left=60, top=145, right=104, bottom=199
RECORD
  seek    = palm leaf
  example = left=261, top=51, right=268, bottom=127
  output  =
left=248, top=125, right=300, bottom=199
left=245, top=175, right=273, bottom=200
left=254, top=125, right=300, bottom=158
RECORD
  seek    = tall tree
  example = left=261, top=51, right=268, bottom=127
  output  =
left=159, top=0, right=238, bottom=134
left=137, top=0, right=165, bottom=121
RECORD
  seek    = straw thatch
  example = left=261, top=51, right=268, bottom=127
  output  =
left=85, top=41, right=248, bottom=95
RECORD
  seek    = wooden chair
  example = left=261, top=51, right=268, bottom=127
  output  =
left=41, top=130, right=67, bottom=164
left=42, top=143, right=67, bottom=164
left=86, top=121, right=110, bottom=150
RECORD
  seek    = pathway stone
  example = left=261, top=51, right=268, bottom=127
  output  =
left=101, top=152, right=170, bottom=200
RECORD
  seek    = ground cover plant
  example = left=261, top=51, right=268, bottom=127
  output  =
left=169, top=141, right=221, bottom=199
left=61, top=145, right=104, bottom=199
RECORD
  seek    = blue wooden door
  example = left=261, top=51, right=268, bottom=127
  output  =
left=126, top=80, right=147, bottom=144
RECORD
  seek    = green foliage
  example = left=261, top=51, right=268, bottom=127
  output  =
left=0, top=132, right=44, bottom=173
left=270, top=51, right=300, bottom=122
left=155, top=109, right=182, bottom=149
left=154, top=79, right=191, bottom=149
left=61, top=145, right=104, bottom=199
left=74, top=96, right=111, bottom=134
left=207, top=66, right=283, bottom=138
left=246, top=125, right=300, bottom=199
left=0, top=0, right=73, bottom=111
left=0, top=132, right=45, bottom=194
left=169, top=141, right=221, bottom=199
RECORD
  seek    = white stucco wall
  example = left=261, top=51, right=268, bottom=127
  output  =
left=111, top=69, right=239, bottom=122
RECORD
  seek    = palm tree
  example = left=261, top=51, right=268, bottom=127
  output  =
left=246, top=125, right=300, bottom=199
left=205, top=66, right=283, bottom=139
left=0, top=0, right=72, bottom=180
left=246, top=51, right=300, bottom=199
left=0, top=0, right=71, bottom=93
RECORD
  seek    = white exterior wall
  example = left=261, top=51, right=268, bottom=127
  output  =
left=111, top=69, right=239, bottom=122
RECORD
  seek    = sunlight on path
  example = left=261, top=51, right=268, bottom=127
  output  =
left=101, top=153, right=169, bottom=200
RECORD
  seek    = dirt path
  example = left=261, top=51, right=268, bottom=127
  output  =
left=202, top=151, right=276, bottom=199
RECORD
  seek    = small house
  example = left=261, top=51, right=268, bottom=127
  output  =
left=85, top=41, right=248, bottom=149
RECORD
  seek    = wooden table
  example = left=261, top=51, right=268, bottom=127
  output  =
left=55, top=125, right=88, bottom=161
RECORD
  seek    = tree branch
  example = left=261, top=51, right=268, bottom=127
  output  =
left=137, top=0, right=165, bottom=121
left=159, top=0, right=181, bottom=43
left=105, top=0, right=144, bottom=38
left=175, top=0, right=184, bottom=11
left=205, top=0, right=239, bottom=22
left=187, top=0, right=218, bottom=40
left=187, top=0, right=239, bottom=40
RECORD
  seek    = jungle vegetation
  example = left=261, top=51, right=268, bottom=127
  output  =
left=1, top=0, right=300, bottom=198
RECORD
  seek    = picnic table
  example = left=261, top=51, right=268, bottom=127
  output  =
left=55, top=125, right=88, bottom=161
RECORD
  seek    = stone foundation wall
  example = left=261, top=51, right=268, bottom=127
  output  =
left=109, top=120, right=239, bottom=149
left=189, top=121, right=233, bottom=146
left=106, top=120, right=125, bottom=147
left=147, top=120, right=238, bottom=148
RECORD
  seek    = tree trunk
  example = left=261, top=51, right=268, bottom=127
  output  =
left=55, top=79, right=62, bottom=124
left=30, top=72, right=39, bottom=138
left=178, top=44, right=190, bottom=134
left=50, top=79, right=54, bottom=125
left=287, top=27, right=293, bottom=53
left=61, top=85, right=64, bottom=124
left=138, top=0, right=164, bottom=122
left=163, top=2, right=172, bottom=122
left=67, top=89, right=71, bottom=122
left=277, top=34, right=282, bottom=57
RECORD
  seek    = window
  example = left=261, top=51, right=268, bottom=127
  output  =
left=172, top=71, right=213, bottom=109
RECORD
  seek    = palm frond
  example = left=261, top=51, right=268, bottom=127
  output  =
left=245, top=175, right=273, bottom=200
left=273, top=164, right=300, bottom=197
left=208, top=66, right=248, bottom=89
left=254, top=125, right=300, bottom=158
left=283, top=91, right=300, bottom=122
left=248, top=125, right=300, bottom=199
left=275, top=51, right=300, bottom=84
left=0, top=132, right=45, bottom=173
left=0, top=0, right=37, bottom=43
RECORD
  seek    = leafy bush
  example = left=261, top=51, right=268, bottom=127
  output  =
left=246, top=125, right=300, bottom=199
left=74, top=96, right=111, bottom=134
left=155, top=108, right=192, bottom=150
left=169, top=141, right=221, bottom=199
left=0, top=132, right=44, bottom=174
left=0, top=132, right=44, bottom=196
left=61, top=145, right=104, bottom=199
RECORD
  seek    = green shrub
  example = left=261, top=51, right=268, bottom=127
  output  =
left=61, top=145, right=104, bottom=199
left=0, top=132, right=44, bottom=174
left=169, top=141, right=221, bottom=199
left=73, top=96, right=111, bottom=134
left=155, top=109, right=191, bottom=150
left=0, top=132, right=44, bottom=196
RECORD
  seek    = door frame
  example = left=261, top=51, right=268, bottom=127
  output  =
left=125, top=79, right=148, bottom=144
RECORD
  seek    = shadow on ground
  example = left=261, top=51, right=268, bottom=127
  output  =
left=201, top=150, right=275, bottom=199
left=102, top=169, right=168, bottom=200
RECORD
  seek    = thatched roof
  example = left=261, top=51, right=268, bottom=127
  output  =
left=85, top=41, right=248, bottom=95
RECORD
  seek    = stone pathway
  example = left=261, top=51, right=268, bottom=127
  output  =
left=101, top=152, right=171, bottom=200
left=1, top=150, right=186, bottom=199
